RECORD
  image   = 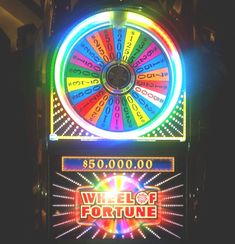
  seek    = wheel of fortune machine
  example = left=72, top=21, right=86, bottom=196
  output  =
left=46, top=4, right=189, bottom=242
left=50, top=9, right=185, bottom=141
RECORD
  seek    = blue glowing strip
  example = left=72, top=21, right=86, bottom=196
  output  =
left=62, top=157, right=174, bottom=172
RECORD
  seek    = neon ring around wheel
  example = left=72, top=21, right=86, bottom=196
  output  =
left=53, top=10, right=183, bottom=139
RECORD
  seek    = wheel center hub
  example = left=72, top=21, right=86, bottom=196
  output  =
left=107, top=64, right=131, bottom=89
left=102, top=61, right=135, bottom=95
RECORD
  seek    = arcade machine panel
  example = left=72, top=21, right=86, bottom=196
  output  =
left=40, top=0, right=193, bottom=243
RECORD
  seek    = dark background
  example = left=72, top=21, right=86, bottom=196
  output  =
left=1, top=0, right=234, bottom=243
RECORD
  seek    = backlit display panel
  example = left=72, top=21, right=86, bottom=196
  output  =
left=50, top=156, right=186, bottom=240
left=50, top=10, right=186, bottom=141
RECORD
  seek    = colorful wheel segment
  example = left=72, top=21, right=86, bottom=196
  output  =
left=53, top=10, right=183, bottom=139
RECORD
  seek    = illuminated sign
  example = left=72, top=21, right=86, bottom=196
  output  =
left=51, top=156, right=186, bottom=240
left=76, top=184, right=159, bottom=223
left=62, top=156, right=174, bottom=172
left=49, top=10, right=186, bottom=141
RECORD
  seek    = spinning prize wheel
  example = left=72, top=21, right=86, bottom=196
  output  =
left=50, top=10, right=185, bottom=140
